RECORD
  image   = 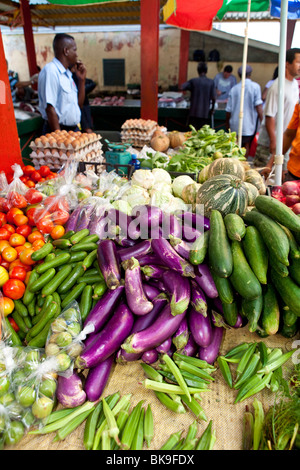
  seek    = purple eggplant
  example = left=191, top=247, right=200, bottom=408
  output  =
left=137, top=253, right=162, bottom=267
left=178, top=334, right=198, bottom=357
left=161, top=270, right=190, bottom=316
left=182, top=224, right=201, bottom=243
left=194, top=264, right=218, bottom=299
left=141, top=349, right=159, bottom=364
left=188, top=308, right=213, bottom=348
left=56, top=371, right=86, bottom=408
left=234, top=314, right=244, bottom=329
left=141, top=264, right=168, bottom=280
left=169, top=235, right=192, bottom=260
left=143, top=283, right=160, bottom=301
left=123, top=257, right=153, bottom=316
left=89, top=215, right=111, bottom=239
left=198, top=326, right=224, bottom=364
left=156, top=336, right=172, bottom=354
left=65, top=205, right=82, bottom=232
left=190, top=280, right=207, bottom=316
left=175, top=210, right=210, bottom=231
left=151, top=237, right=195, bottom=278
left=76, top=204, right=96, bottom=231
left=116, top=349, right=142, bottom=363
left=132, top=205, right=163, bottom=239
left=160, top=213, right=182, bottom=239
left=147, top=279, right=167, bottom=292
left=107, top=208, right=140, bottom=240
left=83, top=284, right=124, bottom=335
left=75, top=302, right=134, bottom=369
left=84, top=354, right=114, bottom=402
left=172, top=316, right=189, bottom=350
left=118, top=240, right=152, bottom=263
left=115, top=236, right=137, bottom=247
left=97, top=239, right=121, bottom=290
left=131, top=294, right=168, bottom=332
left=121, top=303, right=187, bottom=355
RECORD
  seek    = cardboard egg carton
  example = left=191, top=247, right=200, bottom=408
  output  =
left=29, top=130, right=101, bottom=152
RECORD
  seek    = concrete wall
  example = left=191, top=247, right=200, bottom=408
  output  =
left=2, top=27, right=276, bottom=93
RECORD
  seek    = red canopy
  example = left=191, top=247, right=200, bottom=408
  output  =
left=163, top=0, right=224, bottom=31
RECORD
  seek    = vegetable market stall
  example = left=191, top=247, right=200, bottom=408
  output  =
left=0, top=128, right=299, bottom=452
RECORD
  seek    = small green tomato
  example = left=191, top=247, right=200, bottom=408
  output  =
left=32, top=396, right=54, bottom=419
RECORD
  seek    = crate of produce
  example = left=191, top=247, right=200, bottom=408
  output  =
left=78, top=161, right=134, bottom=179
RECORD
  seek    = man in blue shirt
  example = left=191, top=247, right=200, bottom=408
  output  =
left=225, top=65, right=263, bottom=159
left=181, top=62, right=215, bottom=130
left=38, top=33, right=87, bottom=134
left=214, top=65, right=237, bottom=102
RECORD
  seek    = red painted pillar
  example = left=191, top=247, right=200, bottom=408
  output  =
left=178, top=30, right=190, bottom=88
left=140, top=0, right=160, bottom=122
left=0, top=30, right=23, bottom=182
left=20, top=0, right=38, bottom=77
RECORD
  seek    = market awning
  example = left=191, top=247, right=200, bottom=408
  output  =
left=162, top=0, right=223, bottom=31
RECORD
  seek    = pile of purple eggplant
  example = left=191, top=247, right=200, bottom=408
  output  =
left=72, top=205, right=243, bottom=402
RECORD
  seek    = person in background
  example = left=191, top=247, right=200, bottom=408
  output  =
left=225, top=65, right=263, bottom=159
left=261, top=66, right=278, bottom=103
left=71, top=68, right=96, bottom=133
left=181, top=62, right=215, bottom=130
left=253, top=48, right=300, bottom=169
left=38, top=33, right=87, bottom=134
left=6, top=61, right=18, bottom=102
left=261, top=102, right=300, bottom=181
left=213, top=65, right=237, bottom=102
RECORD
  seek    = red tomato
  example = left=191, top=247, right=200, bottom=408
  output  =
left=0, top=198, right=8, bottom=212
left=0, top=213, right=7, bottom=226
left=52, top=210, right=69, bottom=225
left=9, top=266, right=27, bottom=282
left=8, top=316, right=19, bottom=332
left=26, top=207, right=41, bottom=226
left=2, top=224, right=15, bottom=235
left=25, top=180, right=35, bottom=188
left=30, top=171, right=42, bottom=183
left=9, top=233, right=26, bottom=247
left=0, top=227, right=12, bottom=241
left=13, top=213, right=29, bottom=227
left=6, top=208, right=23, bottom=224
left=27, top=230, right=44, bottom=244
left=9, top=259, right=32, bottom=273
left=39, top=165, right=51, bottom=177
left=18, top=248, right=35, bottom=266
left=16, top=224, right=32, bottom=238
left=46, top=173, right=57, bottom=180
left=20, top=176, right=29, bottom=184
left=8, top=192, right=27, bottom=209
left=2, top=279, right=26, bottom=300
left=36, top=216, right=54, bottom=234
left=25, top=188, right=43, bottom=204
left=22, top=165, right=35, bottom=177
left=44, top=196, right=69, bottom=213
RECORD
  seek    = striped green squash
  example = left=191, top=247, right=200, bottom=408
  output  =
left=196, top=174, right=249, bottom=218
left=198, top=157, right=245, bottom=183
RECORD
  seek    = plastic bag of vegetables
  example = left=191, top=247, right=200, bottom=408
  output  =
left=44, top=301, right=94, bottom=378
left=2, top=164, right=29, bottom=212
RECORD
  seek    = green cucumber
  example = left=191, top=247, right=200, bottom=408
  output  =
left=243, top=210, right=290, bottom=266
left=242, top=226, right=268, bottom=285
left=289, top=257, right=300, bottom=285
left=78, top=234, right=99, bottom=245
left=70, top=242, right=98, bottom=253
left=221, top=299, right=238, bottom=327
left=25, top=301, right=58, bottom=342
left=282, top=309, right=298, bottom=327
left=22, top=270, right=39, bottom=306
left=32, top=294, right=54, bottom=325
left=269, top=256, right=289, bottom=277
left=52, top=238, right=72, bottom=249
left=70, top=229, right=90, bottom=245
left=229, top=240, right=262, bottom=301
left=29, top=268, right=56, bottom=293
left=27, top=319, right=53, bottom=348
left=82, top=249, right=98, bottom=270
left=92, top=281, right=107, bottom=299
left=189, top=231, right=209, bottom=265
left=36, top=252, right=71, bottom=274
left=280, top=225, right=300, bottom=259
left=69, top=251, right=88, bottom=263
left=280, top=322, right=298, bottom=338
left=61, top=282, right=87, bottom=309
left=27, top=297, right=36, bottom=317
left=3, top=317, right=22, bottom=346
left=224, top=213, right=246, bottom=241
left=241, top=294, right=263, bottom=333
left=80, top=285, right=93, bottom=321
left=61, top=230, right=75, bottom=239
left=12, top=311, right=29, bottom=334
left=211, top=271, right=234, bottom=304
left=41, top=265, right=72, bottom=297
left=254, top=195, right=300, bottom=232
left=208, top=210, right=233, bottom=278
left=57, top=262, right=85, bottom=295
left=30, top=242, right=54, bottom=261
left=13, top=299, right=28, bottom=317
left=270, top=269, right=300, bottom=316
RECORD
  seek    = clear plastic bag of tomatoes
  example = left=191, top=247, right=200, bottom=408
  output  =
left=1, top=164, right=29, bottom=213
left=44, top=300, right=94, bottom=379
left=0, top=171, right=9, bottom=197
left=32, top=160, right=79, bottom=234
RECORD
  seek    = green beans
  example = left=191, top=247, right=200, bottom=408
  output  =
left=144, top=404, right=153, bottom=448
left=253, top=398, right=264, bottom=450
left=141, top=363, right=164, bottom=382
left=217, top=356, right=233, bottom=388
left=154, top=391, right=186, bottom=414
left=84, top=401, right=103, bottom=450
left=181, top=394, right=207, bottom=421
left=162, top=353, right=191, bottom=402
left=120, top=400, right=144, bottom=450
left=131, top=407, right=145, bottom=450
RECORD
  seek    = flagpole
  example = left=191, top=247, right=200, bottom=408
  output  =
left=274, top=0, right=288, bottom=186
left=237, top=0, right=251, bottom=148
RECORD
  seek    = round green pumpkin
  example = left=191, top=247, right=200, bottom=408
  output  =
left=196, top=174, right=249, bottom=218
left=198, top=157, right=245, bottom=183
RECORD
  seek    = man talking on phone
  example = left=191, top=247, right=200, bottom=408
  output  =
left=38, top=33, right=87, bottom=134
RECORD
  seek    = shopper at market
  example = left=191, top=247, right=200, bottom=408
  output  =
left=253, top=48, right=300, bottom=169
left=38, top=33, right=87, bottom=134
left=261, top=102, right=300, bottom=181
left=261, top=66, right=278, bottom=103
left=225, top=65, right=263, bottom=159
left=213, top=65, right=237, bottom=102
left=180, top=62, right=216, bottom=130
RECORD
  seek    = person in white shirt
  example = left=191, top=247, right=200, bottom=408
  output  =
left=214, top=65, right=237, bottom=102
left=225, top=65, right=263, bottom=159
left=253, top=48, right=300, bottom=169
